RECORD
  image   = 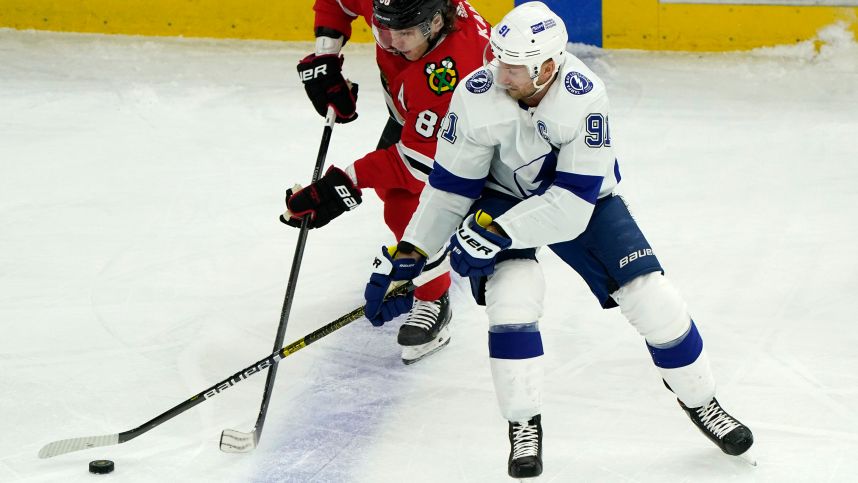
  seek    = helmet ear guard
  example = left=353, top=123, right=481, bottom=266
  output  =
left=489, top=1, right=568, bottom=80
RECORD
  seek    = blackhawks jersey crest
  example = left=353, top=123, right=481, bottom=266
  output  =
left=425, top=57, right=458, bottom=96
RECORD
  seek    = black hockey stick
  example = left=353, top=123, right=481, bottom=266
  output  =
left=37, top=283, right=412, bottom=459
left=218, top=107, right=337, bottom=453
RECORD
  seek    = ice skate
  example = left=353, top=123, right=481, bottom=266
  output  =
left=397, top=291, right=452, bottom=365
left=679, top=397, right=754, bottom=458
left=508, top=414, right=543, bottom=479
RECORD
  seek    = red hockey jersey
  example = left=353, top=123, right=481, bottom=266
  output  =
left=313, top=0, right=491, bottom=186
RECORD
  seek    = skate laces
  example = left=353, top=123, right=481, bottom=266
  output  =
left=511, top=422, right=540, bottom=459
left=696, top=399, right=741, bottom=438
left=404, top=299, right=442, bottom=331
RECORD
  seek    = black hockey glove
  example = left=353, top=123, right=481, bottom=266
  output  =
left=297, top=54, right=359, bottom=124
left=280, top=166, right=362, bottom=229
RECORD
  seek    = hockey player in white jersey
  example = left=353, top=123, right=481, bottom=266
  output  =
left=361, top=1, right=754, bottom=478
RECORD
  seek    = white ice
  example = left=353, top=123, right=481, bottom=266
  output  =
left=1, top=26, right=857, bottom=482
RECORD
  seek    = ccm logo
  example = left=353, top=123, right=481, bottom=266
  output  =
left=619, top=248, right=653, bottom=268
left=299, top=64, right=327, bottom=81
left=335, top=185, right=359, bottom=209
left=457, top=228, right=494, bottom=255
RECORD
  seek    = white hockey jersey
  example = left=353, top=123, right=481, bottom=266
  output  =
left=402, top=53, right=621, bottom=253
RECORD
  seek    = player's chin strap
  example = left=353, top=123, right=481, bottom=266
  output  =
left=525, top=69, right=559, bottom=99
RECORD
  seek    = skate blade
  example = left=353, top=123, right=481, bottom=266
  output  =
left=401, top=329, right=451, bottom=365
left=736, top=449, right=757, bottom=467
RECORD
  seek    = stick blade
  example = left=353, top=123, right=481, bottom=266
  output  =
left=38, top=433, right=120, bottom=459
left=219, top=428, right=257, bottom=453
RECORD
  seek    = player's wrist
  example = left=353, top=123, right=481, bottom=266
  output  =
left=486, top=221, right=508, bottom=238
left=313, top=28, right=345, bottom=55
left=394, top=241, right=427, bottom=261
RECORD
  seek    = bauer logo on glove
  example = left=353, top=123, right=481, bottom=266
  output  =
left=335, top=185, right=359, bottom=209
left=296, top=53, right=359, bottom=124
left=455, top=228, right=496, bottom=256
left=298, top=63, right=328, bottom=82
left=448, top=211, right=512, bottom=278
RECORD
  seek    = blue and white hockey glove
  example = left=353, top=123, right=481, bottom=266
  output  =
left=449, top=211, right=512, bottom=278
left=364, top=244, right=426, bottom=327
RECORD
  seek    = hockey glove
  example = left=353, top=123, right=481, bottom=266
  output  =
left=280, top=166, right=362, bottom=229
left=449, top=211, right=512, bottom=278
left=297, top=54, right=359, bottom=124
left=364, top=245, right=426, bottom=327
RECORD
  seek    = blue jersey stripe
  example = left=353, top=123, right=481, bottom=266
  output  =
left=428, top=162, right=486, bottom=199
left=554, top=171, right=604, bottom=204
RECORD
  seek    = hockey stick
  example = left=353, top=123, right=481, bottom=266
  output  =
left=37, top=283, right=412, bottom=459
left=218, top=107, right=337, bottom=453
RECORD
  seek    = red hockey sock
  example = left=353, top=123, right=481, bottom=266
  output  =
left=414, top=271, right=451, bottom=301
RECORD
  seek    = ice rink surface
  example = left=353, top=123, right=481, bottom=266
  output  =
left=1, top=25, right=857, bottom=482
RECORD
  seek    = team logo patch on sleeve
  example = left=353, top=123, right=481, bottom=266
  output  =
left=564, top=71, right=594, bottom=95
left=425, top=57, right=458, bottom=96
left=465, top=69, right=493, bottom=94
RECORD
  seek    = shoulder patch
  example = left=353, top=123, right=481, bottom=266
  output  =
left=425, top=57, right=458, bottom=96
left=465, top=69, right=493, bottom=94
left=537, top=120, right=550, bottom=142
left=564, top=71, right=593, bottom=95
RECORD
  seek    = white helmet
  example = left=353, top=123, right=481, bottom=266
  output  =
left=489, top=1, right=567, bottom=79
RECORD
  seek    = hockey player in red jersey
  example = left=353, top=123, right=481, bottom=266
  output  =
left=283, top=0, right=491, bottom=364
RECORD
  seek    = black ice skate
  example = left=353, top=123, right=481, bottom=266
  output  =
left=679, top=397, right=754, bottom=456
left=397, top=291, right=452, bottom=365
left=508, top=415, right=543, bottom=479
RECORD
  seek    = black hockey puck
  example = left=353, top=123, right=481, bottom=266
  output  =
left=88, top=460, right=114, bottom=474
